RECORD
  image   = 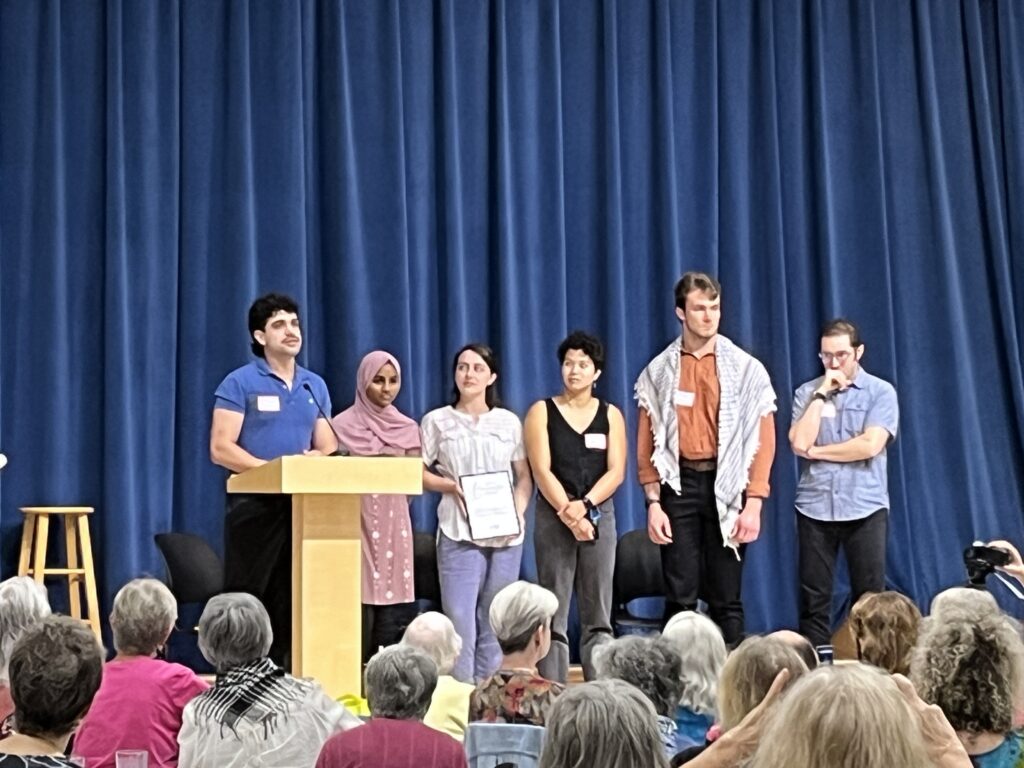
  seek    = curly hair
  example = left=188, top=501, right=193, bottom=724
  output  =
left=717, top=636, right=808, bottom=731
left=910, top=609, right=1024, bottom=734
left=10, top=615, right=103, bottom=739
left=748, top=664, right=932, bottom=768
left=593, top=635, right=684, bottom=717
left=850, top=591, right=922, bottom=675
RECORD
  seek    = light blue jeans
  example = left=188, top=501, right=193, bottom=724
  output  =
left=437, top=532, right=523, bottom=682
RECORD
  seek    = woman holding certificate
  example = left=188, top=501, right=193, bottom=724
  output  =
left=332, top=351, right=421, bottom=660
left=523, top=331, right=626, bottom=682
left=420, top=343, right=533, bottom=683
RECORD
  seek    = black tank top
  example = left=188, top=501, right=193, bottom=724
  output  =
left=545, top=398, right=610, bottom=500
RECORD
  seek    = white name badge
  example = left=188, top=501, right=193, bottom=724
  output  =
left=584, top=433, right=607, bottom=450
left=821, top=402, right=837, bottom=419
left=673, top=390, right=696, bottom=408
left=257, top=395, right=281, bottom=412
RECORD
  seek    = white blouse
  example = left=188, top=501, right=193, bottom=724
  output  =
left=420, top=406, right=526, bottom=546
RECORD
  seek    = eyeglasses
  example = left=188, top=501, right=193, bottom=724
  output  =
left=818, top=350, right=854, bottom=364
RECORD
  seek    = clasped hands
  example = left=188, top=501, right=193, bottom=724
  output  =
left=557, top=499, right=596, bottom=541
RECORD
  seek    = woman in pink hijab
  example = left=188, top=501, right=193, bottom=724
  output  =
left=332, top=351, right=421, bottom=659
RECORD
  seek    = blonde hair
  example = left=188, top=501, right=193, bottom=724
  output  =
left=748, top=664, right=933, bottom=768
left=717, top=636, right=807, bottom=731
left=849, top=591, right=921, bottom=675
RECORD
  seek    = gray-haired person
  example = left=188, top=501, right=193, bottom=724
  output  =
left=0, top=615, right=103, bottom=765
left=401, top=612, right=474, bottom=741
left=540, top=679, right=669, bottom=768
left=662, top=611, right=727, bottom=749
left=0, top=576, right=50, bottom=736
left=74, top=578, right=209, bottom=766
left=594, top=635, right=686, bottom=758
left=177, top=593, right=360, bottom=768
left=911, top=606, right=1024, bottom=762
left=469, top=581, right=564, bottom=726
left=315, top=646, right=466, bottom=768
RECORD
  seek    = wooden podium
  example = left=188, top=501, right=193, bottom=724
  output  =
left=227, top=455, right=422, bottom=697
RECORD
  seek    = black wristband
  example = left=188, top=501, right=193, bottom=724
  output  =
left=812, top=391, right=828, bottom=403
left=644, top=497, right=661, bottom=509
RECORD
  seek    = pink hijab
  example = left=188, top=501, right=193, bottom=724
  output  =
left=332, top=351, right=420, bottom=456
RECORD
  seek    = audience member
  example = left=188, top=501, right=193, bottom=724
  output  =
left=401, top=612, right=473, bottom=741
left=849, top=590, right=921, bottom=675
left=930, top=586, right=1000, bottom=619
left=594, top=635, right=686, bottom=757
left=539, top=679, right=669, bottom=768
left=74, top=578, right=209, bottom=767
left=662, top=612, right=726, bottom=749
left=316, top=645, right=466, bottom=768
left=0, top=616, right=102, bottom=767
left=717, top=636, right=807, bottom=732
left=746, top=664, right=967, bottom=768
left=469, top=581, right=563, bottom=726
left=912, top=607, right=1024, bottom=766
left=767, top=629, right=818, bottom=670
left=177, top=593, right=360, bottom=768
left=0, top=577, right=50, bottom=738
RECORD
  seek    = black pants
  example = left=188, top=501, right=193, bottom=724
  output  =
left=660, top=470, right=745, bottom=646
left=798, top=508, right=888, bottom=648
left=362, top=602, right=417, bottom=664
left=224, top=493, right=292, bottom=668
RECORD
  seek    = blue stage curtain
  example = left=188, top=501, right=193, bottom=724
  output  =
left=1, top=0, right=1022, bottom=633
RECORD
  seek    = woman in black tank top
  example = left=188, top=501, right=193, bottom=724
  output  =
left=524, top=331, right=627, bottom=683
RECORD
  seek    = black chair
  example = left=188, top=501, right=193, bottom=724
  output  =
left=154, top=532, right=224, bottom=605
left=413, top=531, right=442, bottom=610
left=612, top=528, right=666, bottom=636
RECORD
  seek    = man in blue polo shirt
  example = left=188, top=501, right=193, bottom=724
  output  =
left=210, top=292, right=338, bottom=665
left=788, top=318, right=899, bottom=648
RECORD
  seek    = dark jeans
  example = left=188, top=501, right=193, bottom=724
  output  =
left=798, top=508, right=888, bottom=648
left=362, top=602, right=417, bottom=664
left=224, top=493, right=292, bottom=668
left=660, top=470, right=746, bottom=646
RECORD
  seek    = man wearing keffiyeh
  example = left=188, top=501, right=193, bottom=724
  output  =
left=635, top=272, right=777, bottom=646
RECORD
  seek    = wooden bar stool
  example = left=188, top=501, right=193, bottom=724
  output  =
left=17, top=506, right=101, bottom=639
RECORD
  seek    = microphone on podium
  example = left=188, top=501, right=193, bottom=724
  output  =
left=302, top=383, right=349, bottom=456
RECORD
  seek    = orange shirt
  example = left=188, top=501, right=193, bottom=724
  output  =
left=637, top=350, right=775, bottom=498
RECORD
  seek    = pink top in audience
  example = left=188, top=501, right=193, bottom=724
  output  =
left=315, top=718, right=467, bottom=768
left=73, top=657, right=209, bottom=768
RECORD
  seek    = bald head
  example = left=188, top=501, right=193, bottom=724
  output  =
left=401, top=612, right=462, bottom=675
left=769, top=630, right=818, bottom=670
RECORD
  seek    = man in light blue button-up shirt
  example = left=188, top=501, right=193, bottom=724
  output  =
left=788, top=319, right=899, bottom=648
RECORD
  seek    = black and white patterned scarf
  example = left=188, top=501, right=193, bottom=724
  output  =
left=190, top=657, right=311, bottom=738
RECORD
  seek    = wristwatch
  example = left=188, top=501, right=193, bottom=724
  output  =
left=644, top=497, right=661, bottom=509
left=812, top=391, right=829, bottom=403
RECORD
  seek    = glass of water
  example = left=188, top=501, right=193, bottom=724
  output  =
left=114, top=750, right=148, bottom=768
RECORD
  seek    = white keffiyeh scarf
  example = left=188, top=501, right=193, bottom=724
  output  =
left=635, top=334, right=776, bottom=550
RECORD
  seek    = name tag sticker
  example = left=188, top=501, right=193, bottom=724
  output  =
left=584, top=433, right=607, bottom=450
left=257, top=395, right=281, bottom=412
left=674, top=390, right=696, bottom=408
left=821, top=402, right=837, bottom=419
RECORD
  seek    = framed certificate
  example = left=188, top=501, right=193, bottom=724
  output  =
left=460, top=471, right=520, bottom=541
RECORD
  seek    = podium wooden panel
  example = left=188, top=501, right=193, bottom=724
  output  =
left=227, top=456, right=422, bottom=696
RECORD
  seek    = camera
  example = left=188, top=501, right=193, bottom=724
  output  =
left=964, top=544, right=1011, bottom=587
